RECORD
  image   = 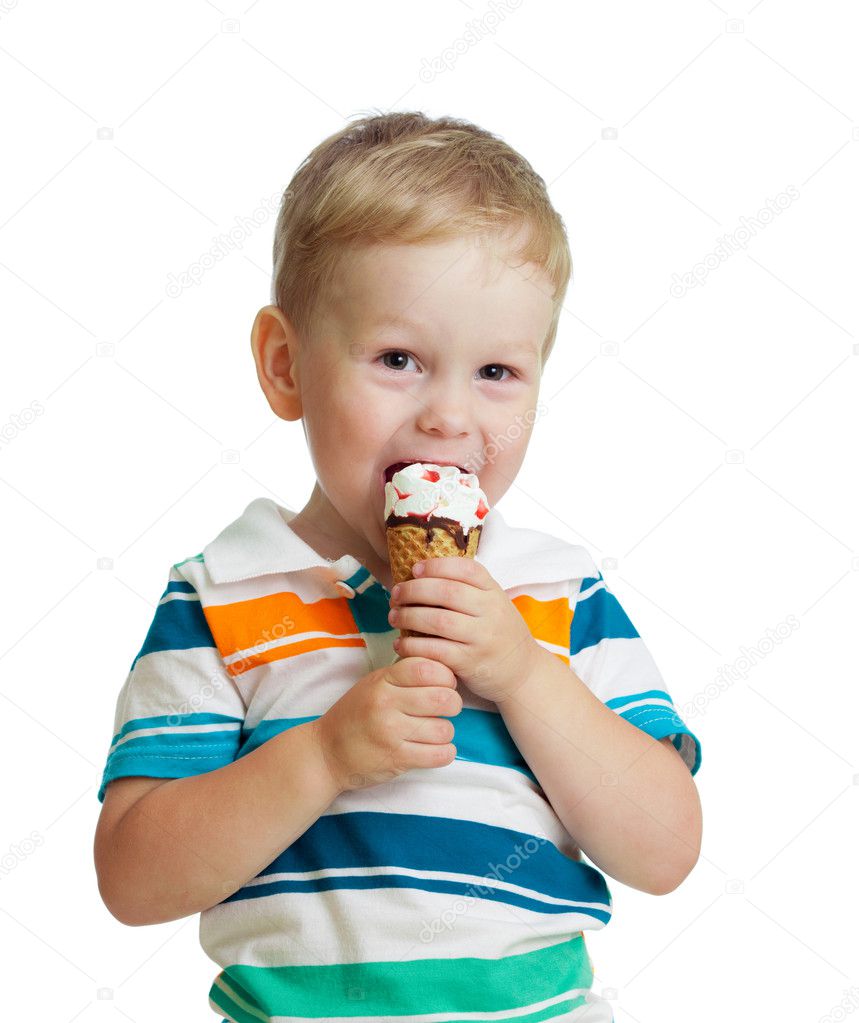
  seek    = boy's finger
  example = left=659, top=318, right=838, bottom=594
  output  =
left=392, top=656, right=456, bottom=687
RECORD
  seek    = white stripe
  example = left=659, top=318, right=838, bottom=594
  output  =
left=224, top=629, right=365, bottom=666
left=535, top=637, right=568, bottom=658
left=321, top=758, right=580, bottom=857
left=575, top=578, right=604, bottom=601
left=201, top=890, right=605, bottom=968
left=158, top=591, right=200, bottom=604
left=353, top=574, right=376, bottom=595
left=616, top=696, right=675, bottom=713
left=110, top=720, right=241, bottom=753
left=211, top=975, right=268, bottom=1022
left=239, top=865, right=609, bottom=913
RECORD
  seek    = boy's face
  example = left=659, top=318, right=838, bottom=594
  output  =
left=256, top=231, right=555, bottom=586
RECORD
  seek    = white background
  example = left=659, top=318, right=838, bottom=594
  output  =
left=1, top=0, right=857, bottom=1020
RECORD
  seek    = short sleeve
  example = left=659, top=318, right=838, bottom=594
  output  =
left=568, top=572, right=702, bottom=777
left=97, top=564, right=247, bottom=803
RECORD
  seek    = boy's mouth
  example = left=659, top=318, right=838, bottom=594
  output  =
left=380, top=460, right=469, bottom=491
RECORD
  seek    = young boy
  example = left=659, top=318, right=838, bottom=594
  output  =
left=94, top=110, right=702, bottom=1023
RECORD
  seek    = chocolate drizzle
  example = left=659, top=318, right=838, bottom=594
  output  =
left=385, top=513, right=482, bottom=553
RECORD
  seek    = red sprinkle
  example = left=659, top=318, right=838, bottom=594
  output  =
left=421, top=470, right=440, bottom=482
left=476, top=498, right=489, bottom=519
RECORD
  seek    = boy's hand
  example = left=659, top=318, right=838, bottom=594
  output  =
left=312, top=656, right=462, bottom=793
left=389, top=557, right=542, bottom=704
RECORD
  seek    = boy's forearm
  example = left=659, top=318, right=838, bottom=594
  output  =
left=103, top=720, right=340, bottom=926
left=496, top=646, right=702, bottom=895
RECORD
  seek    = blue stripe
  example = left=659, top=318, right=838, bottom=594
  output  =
left=237, top=716, right=317, bottom=754
left=98, top=718, right=242, bottom=802
left=131, top=586, right=215, bottom=669
left=233, top=871, right=610, bottom=923
left=165, top=580, right=196, bottom=594
left=341, top=565, right=371, bottom=590
left=225, top=810, right=611, bottom=924
left=347, top=580, right=397, bottom=634
left=605, top=692, right=702, bottom=777
left=569, top=575, right=638, bottom=656
left=606, top=688, right=675, bottom=710
left=237, top=707, right=539, bottom=784
left=109, top=711, right=242, bottom=749
left=620, top=705, right=688, bottom=732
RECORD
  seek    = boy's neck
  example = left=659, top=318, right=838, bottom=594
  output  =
left=288, top=489, right=393, bottom=592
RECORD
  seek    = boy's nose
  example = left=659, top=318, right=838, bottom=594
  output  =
left=415, top=390, right=473, bottom=437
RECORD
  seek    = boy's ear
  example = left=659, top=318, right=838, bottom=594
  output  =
left=250, top=304, right=303, bottom=422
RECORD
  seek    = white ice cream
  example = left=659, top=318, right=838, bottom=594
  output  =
left=384, top=462, right=489, bottom=531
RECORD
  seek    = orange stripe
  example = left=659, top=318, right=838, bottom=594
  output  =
left=225, top=635, right=366, bottom=677
left=203, top=591, right=358, bottom=658
left=512, top=594, right=572, bottom=652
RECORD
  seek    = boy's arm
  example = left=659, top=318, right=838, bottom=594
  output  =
left=497, top=645, right=702, bottom=896
left=94, top=719, right=340, bottom=926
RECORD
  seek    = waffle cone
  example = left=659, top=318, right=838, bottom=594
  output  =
left=386, top=522, right=481, bottom=639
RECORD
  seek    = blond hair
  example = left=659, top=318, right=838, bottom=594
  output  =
left=271, top=109, right=572, bottom=364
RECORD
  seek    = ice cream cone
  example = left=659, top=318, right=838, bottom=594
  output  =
left=386, top=521, right=482, bottom=638
left=383, top=462, right=488, bottom=641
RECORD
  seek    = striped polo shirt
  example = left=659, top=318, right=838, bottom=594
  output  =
left=98, top=496, right=702, bottom=1023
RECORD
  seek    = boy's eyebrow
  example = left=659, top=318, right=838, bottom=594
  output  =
left=500, top=340, right=540, bottom=357
left=368, top=318, right=539, bottom=357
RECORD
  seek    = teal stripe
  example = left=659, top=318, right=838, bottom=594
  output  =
left=131, top=588, right=214, bottom=669
left=212, top=985, right=587, bottom=1023
left=570, top=575, right=638, bottom=655
left=173, top=552, right=204, bottom=569
left=108, top=711, right=242, bottom=750
left=346, top=579, right=396, bottom=634
left=210, top=932, right=593, bottom=1019
left=340, top=565, right=371, bottom=590
left=98, top=718, right=242, bottom=802
left=237, top=707, right=539, bottom=783
left=226, top=809, right=610, bottom=922
left=606, top=692, right=702, bottom=776
left=606, top=688, right=674, bottom=709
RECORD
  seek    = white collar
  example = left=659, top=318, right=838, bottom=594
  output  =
left=203, top=497, right=595, bottom=591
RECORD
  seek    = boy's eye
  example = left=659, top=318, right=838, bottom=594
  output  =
left=478, top=364, right=513, bottom=382
left=378, top=351, right=515, bottom=382
left=380, top=350, right=416, bottom=372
